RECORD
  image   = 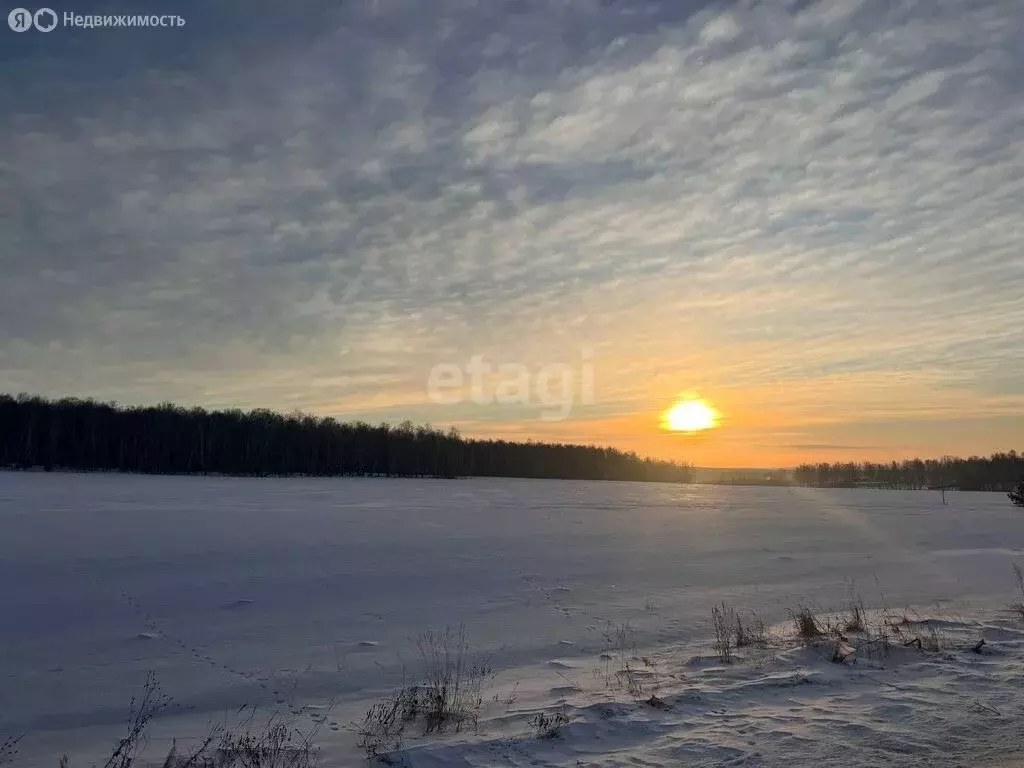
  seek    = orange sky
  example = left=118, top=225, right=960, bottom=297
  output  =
left=448, top=409, right=1024, bottom=469
left=304, top=350, right=1024, bottom=468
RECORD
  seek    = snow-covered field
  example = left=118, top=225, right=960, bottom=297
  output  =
left=2, top=472, right=1023, bottom=766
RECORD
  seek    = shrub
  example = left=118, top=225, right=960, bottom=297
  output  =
left=1009, top=480, right=1024, bottom=507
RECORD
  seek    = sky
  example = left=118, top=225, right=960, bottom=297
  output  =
left=1, top=0, right=1022, bottom=468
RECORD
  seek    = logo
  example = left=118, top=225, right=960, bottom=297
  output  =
left=33, top=7, right=56, bottom=30
left=7, top=7, right=32, bottom=30
left=426, top=349, right=596, bottom=421
left=7, top=6, right=56, bottom=31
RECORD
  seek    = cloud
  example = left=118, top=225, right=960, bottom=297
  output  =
left=783, top=444, right=884, bottom=452
left=1, top=0, right=1022, bottom=462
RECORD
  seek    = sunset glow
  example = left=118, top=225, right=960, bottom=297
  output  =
left=662, top=399, right=721, bottom=434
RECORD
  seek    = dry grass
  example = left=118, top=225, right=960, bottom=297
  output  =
left=597, top=623, right=631, bottom=688
left=356, top=688, right=414, bottom=765
left=843, top=581, right=866, bottom=633
left=620, top=665, right=649, bottom=703
left=492, top=682, right=519, bottom=710
left=26, top=575, right=1004, bottom=767
left=918, top=621, right=944, bottom=653
left=783, top=594, right=960, bottom=666
left=592, top=622, right=664, bottom=705
left=735, top=610, right=770, bottom=649
left=790, top=605, right=824, bottom=644
left=837, top=630, right=895, bottom=664
left=358, top=624, right=494, bottom=763
left=188, top=719, right=319, bottom=767
left=711, top=603, right=736, bottom=663
left=52, top=675, right=321, bottom=768
left=415, top=625, right=493, bottom=734
left=708, top=604, right=771, bottom=662
left=782, top=599, right=900, bottom=664
left=72, top=672, right=172, bottom=768
left=529, top=711, right=569, bottom=740
left=1013, top=564, right=1024, bottom=620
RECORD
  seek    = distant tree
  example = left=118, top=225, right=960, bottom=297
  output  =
left=1010, top=480, right=1024, bottom=508
left=793, top=453, right=1024, bottom=493
left=0, top=393, right=694, bottom=485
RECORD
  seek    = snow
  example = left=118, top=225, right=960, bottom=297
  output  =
left=1, top=472, right=1023, bottom=766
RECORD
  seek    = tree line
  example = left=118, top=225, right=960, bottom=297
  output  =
left=0, top=394, right=694, bottom=483
left=792, top=454, right=1023, bottom=492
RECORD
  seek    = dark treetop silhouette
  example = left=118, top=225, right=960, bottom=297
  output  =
left=794, top=455, right=1024, bottom=493
left=0, top=394, right=694, bottom=483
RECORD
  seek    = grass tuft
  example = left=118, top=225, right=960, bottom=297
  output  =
left=1013, top=564, right=1024, bottom=620
left=735, top=610, right=770, bottom=649
left=790, top=605, right=824, bottom=644
left=358, top=624, right=493, bottom=763
left=53, top=675, right=321, bottom=768
left=843, top=580, right=866, bottom=633
left=415, top=624, right=493, bottom=735
left=529, top=711, right=569, bottom=740
left=711, top=603, right=736, bottom=663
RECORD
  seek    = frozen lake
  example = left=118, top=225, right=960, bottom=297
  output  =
left=1, top=472, right=1022, bottom=765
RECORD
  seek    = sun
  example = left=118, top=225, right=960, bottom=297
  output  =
left=661, top=398, right=720, bottom=433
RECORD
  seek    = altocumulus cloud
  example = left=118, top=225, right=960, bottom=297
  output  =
left=0, top=0, right=1022, bottom=449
